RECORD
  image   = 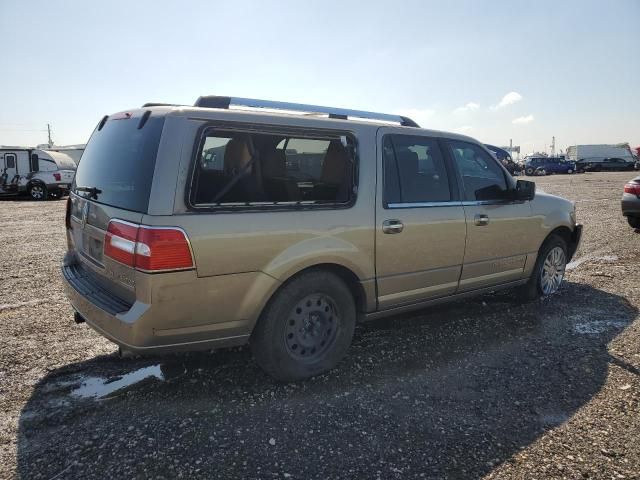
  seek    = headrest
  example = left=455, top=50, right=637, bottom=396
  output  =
left=224, top=134, right=253, bottom=175
left=321, top=140, right=350, bottom=184
left=263, top=149, right=287, bottom=177
left=396, top=150, right=419, bottom=175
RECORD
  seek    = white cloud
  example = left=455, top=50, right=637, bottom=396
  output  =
left=453, top=102, right=479, bottom=114
left=492, top=91, right=523, bottom=110
left=454, top=125, right=472, bottom=133
left=395, top=108, right=435, bottom=127
left=512, top=114, right=534, bottom=125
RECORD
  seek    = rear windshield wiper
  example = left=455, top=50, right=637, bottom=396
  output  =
left=75, top=186, right=102, bottom=199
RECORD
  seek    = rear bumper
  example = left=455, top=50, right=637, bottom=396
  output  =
left=61, top=261, right=256, bottom=354
left=621, top=195, right=640, bottom=216
left=568, top=224, right=582, bottom=262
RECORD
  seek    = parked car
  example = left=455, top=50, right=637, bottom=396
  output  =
left=524, top=156, right=576, bottom=176
left=62, top=96, right=582, bottom=381
left=576, top=157, right=635, bottom=172
left=0, top=148, right=76, bottom=200
left=622, top=176, right=640, bottom=229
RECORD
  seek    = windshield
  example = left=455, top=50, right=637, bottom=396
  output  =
left=73, top=115, right=165, bottom=213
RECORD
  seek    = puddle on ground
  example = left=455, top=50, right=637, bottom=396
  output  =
left=538, top=411, right=570, bottom=426
left=574, top=320, right=627, bottom=335
left=71, top=365, right=164, bottom=399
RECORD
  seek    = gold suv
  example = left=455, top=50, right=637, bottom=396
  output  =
left=62, top=96, right=582, bottom=381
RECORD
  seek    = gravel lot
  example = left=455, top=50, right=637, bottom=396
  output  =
left=1, top=172, right=639, bottom=479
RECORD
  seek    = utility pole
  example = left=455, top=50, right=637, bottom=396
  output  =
left=551, top=136, right=556, bottom=157
left=47, top=123, right=53, bottom=147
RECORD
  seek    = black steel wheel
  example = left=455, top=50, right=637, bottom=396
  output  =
left=251, top=270, right=356, bottom=381
left=284, top=294, right=340, bottom=363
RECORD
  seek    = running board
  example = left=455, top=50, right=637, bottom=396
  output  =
left=361, top=279, right=528, bottom=321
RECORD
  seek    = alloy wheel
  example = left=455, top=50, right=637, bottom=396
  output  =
left=30, top=185, right=44, bottom=200
left=540, top=246, right=566, bottom=295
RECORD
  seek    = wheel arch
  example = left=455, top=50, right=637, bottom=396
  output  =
left=540, top=225, right=579, bottom=261
left=274, top=263, right=370, bottom=315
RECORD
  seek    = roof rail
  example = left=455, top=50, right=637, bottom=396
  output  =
left=193, top=96, right=420, bottom=127
left=141, top=102, right=183, bottom=108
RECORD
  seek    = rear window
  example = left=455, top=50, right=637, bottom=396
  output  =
left=73, top=115, right=165, bottom=213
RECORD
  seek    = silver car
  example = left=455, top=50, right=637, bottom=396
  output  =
left=622, top=176, right=640, bottom=228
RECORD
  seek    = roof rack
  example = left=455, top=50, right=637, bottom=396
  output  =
left=193, top=96, right=420, bottom=127
left=141, top=102, right=183, bottom=108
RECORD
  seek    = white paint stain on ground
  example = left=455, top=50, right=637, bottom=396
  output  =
left=0, top=299, right=48, bottom=312
left=566, top=253, right=618, bottom=271
left=71, top=365, right=164, bottom=399
left=574, top=320, right=627, bottom=335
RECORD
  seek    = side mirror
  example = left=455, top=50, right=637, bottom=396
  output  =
left=516, top=179, right=535, bottom=201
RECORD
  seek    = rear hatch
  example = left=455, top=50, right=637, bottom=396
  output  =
left=67, top=111, right=166, bottom=305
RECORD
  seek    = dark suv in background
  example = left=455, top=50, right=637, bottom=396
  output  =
left=576, top=157, right=636, bottom=172
left=524, top=157, right=576, bottom=176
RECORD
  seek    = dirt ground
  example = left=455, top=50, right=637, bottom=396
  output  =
left=1, top=171, right=639, bottom=479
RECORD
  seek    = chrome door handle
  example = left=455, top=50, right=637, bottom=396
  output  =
left=382, top=219, right=404, bottom=234
left=474, top=214, right=489, bottom=226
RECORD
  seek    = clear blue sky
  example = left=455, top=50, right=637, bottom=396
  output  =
left=1, top=0, right=638, bottom=154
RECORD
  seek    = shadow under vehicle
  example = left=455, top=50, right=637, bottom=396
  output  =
left=18, top=281, right=637, bottom=479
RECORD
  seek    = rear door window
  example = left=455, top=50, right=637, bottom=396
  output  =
left=191, top=129, right=355, bottom=207
left=73, top=115, right=165, bottom=213
left=383, top=135, right=451, bottom=204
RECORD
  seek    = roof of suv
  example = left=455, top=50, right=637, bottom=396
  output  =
left=128, top=96, right=481, bottom=144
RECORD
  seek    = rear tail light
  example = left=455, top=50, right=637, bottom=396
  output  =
left=65, top=197, right=71, bottom=229
left=53, top=173, right=61, bottom=181
left=104, top=220, right=194, bottom=272
left=624, top=182, right=640, bottom=196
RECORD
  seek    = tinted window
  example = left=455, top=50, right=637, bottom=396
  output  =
left=191, top=130, right=354, bottom=206
left=5, top=155, right=16, bottom=169
left=383, top=135, right=451, bottom=204
left=73, top=116, right=165, bottom=213
left=448, top=140, right=509, bottom=201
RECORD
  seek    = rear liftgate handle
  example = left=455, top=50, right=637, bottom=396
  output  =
left=382, top=219, right=404, bottom=234
left=474, top=214, right=490, bottom=226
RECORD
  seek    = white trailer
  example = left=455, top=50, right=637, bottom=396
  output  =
left=566, top=144, right=635, bottom=162
left=1, top=147, right=76, bottom=199
left=37, top=144, right=85, bottom=165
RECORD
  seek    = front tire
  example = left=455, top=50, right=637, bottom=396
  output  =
left=628, top=216, right=640, bottom=229
left=525, top=167, right=534, bottom=176
left=28, top=183, right=48, bottom=201
left=517, top=234, right=568, bottom=301
left=251, top=270, right=356, bottom=381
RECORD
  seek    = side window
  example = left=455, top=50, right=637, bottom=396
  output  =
left=191, top=129, right=354, bottom=207
left=30, top=153, right=39, bottom=171
left=448, top=140, right=510, bottom=201
left=5, top=154, right=16, bottom=169
left=383, top=135, right=451, bottom=204
left=38, top=160, right=57, bottom=172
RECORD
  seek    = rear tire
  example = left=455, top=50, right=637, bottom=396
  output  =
left=517, top=234, right=568, bottom=302
left=28, top=183, right=48, bottom=201
left=628, top=216, right=640, bottom=229
left=251, top=270, right=356, bottom=381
